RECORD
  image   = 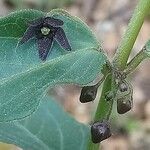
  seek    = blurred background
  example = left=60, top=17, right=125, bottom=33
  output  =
left=0, top=0, right=150, bottom=149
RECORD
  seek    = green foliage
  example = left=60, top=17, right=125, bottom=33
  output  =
left=0, top=9, right=106, bottom=122
left=0, top=10, right=44, bottom=37
left=0, top=9, right=107, bottom=149
left=47, top=9, right=100, bottom=51
left=0, top=96, right=89, bottom=150
left=1, top=0, right=150, bottom=149
left=0, top=48, right=106, bottom=122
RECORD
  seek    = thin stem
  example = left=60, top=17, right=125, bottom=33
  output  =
left=94, top=74, right=113, bottom=121
left=95, top=75, right=106, bottom=88
left=88, top=74, right=113, bottom=150
left=124, top=46, right=148, bottom=75
left=113, top=0, right=150, bottom=71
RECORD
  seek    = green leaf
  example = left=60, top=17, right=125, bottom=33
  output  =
left=47, top=9, right=100, bottom=50
left=0, top=9, right=101, bottom=79
left=0, top=49, right=106, bottom=122
left=0, top=9, right=107, bottom=122
left=0, top=96, right=90, bottom=150
left=0, top=10, right=44, bottom=38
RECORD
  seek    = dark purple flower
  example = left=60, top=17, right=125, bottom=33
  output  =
left=19, top=17, right=71, bottom=61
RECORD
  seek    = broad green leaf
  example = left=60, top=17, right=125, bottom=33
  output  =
left=0, top=9, right=101, bottom=79
left=0, top=96, right=90, bottom=150
left=0, top=10, right=44, bottom=37
left=0, top=9, right=100, bottom=52
left=0, top=9, right=107, bottom=122
left=0, top=49, right=106, bottom=122
left=0, top=8, right=101, bottom=79
left=47, top=9, right=100, bottom=50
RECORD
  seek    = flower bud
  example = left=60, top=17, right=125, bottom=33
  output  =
left=117, top=96, right=133, bottom=114
left=79, top=85, right=98, bottom=103
left=91, top=121, right=111, bottom=143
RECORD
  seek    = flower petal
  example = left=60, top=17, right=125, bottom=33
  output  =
left=37, top=37, right=53, bottom=61
left=28, top=17, right=44, bottom=27
left=54, top=27, right=71, bottom=51
left=19, top=26, right=35, bottom=45
left=44, top=17, right=64, bottom=27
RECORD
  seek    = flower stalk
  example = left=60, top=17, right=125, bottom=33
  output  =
left=124, top=46, right=148, bottom=75
left=113, top=0, right=150, bottom=71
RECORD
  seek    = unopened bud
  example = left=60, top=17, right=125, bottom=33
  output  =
left=117, top=96, right=133, bottom=114
left=80, top=85, right=98, bottom=103
left=91, top=121, right=111, bottom=143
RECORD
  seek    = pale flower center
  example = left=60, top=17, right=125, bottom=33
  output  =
left=41, top=27, right=50, bottom=35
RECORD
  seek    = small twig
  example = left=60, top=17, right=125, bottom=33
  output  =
left=124, top=46, right=148, bottom=75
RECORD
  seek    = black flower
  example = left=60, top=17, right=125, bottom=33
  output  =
left=19, top=17, right=71, bottom=61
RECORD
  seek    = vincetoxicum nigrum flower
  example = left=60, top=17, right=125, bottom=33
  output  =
left=117, top=81, right=133, bottom=114
left=91, top=121, right=111, bottom=143
left=19, top=17, right=71, bottom=61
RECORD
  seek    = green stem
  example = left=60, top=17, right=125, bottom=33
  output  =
left=94, top=74, right=113, bottom=121
left=88, top=74, right=113, bottom=150
left=88, top=0, right=150, bottom=149
left=113, top=0, right=150, bottom=70
left=124, top=46, right=148, bottom=74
